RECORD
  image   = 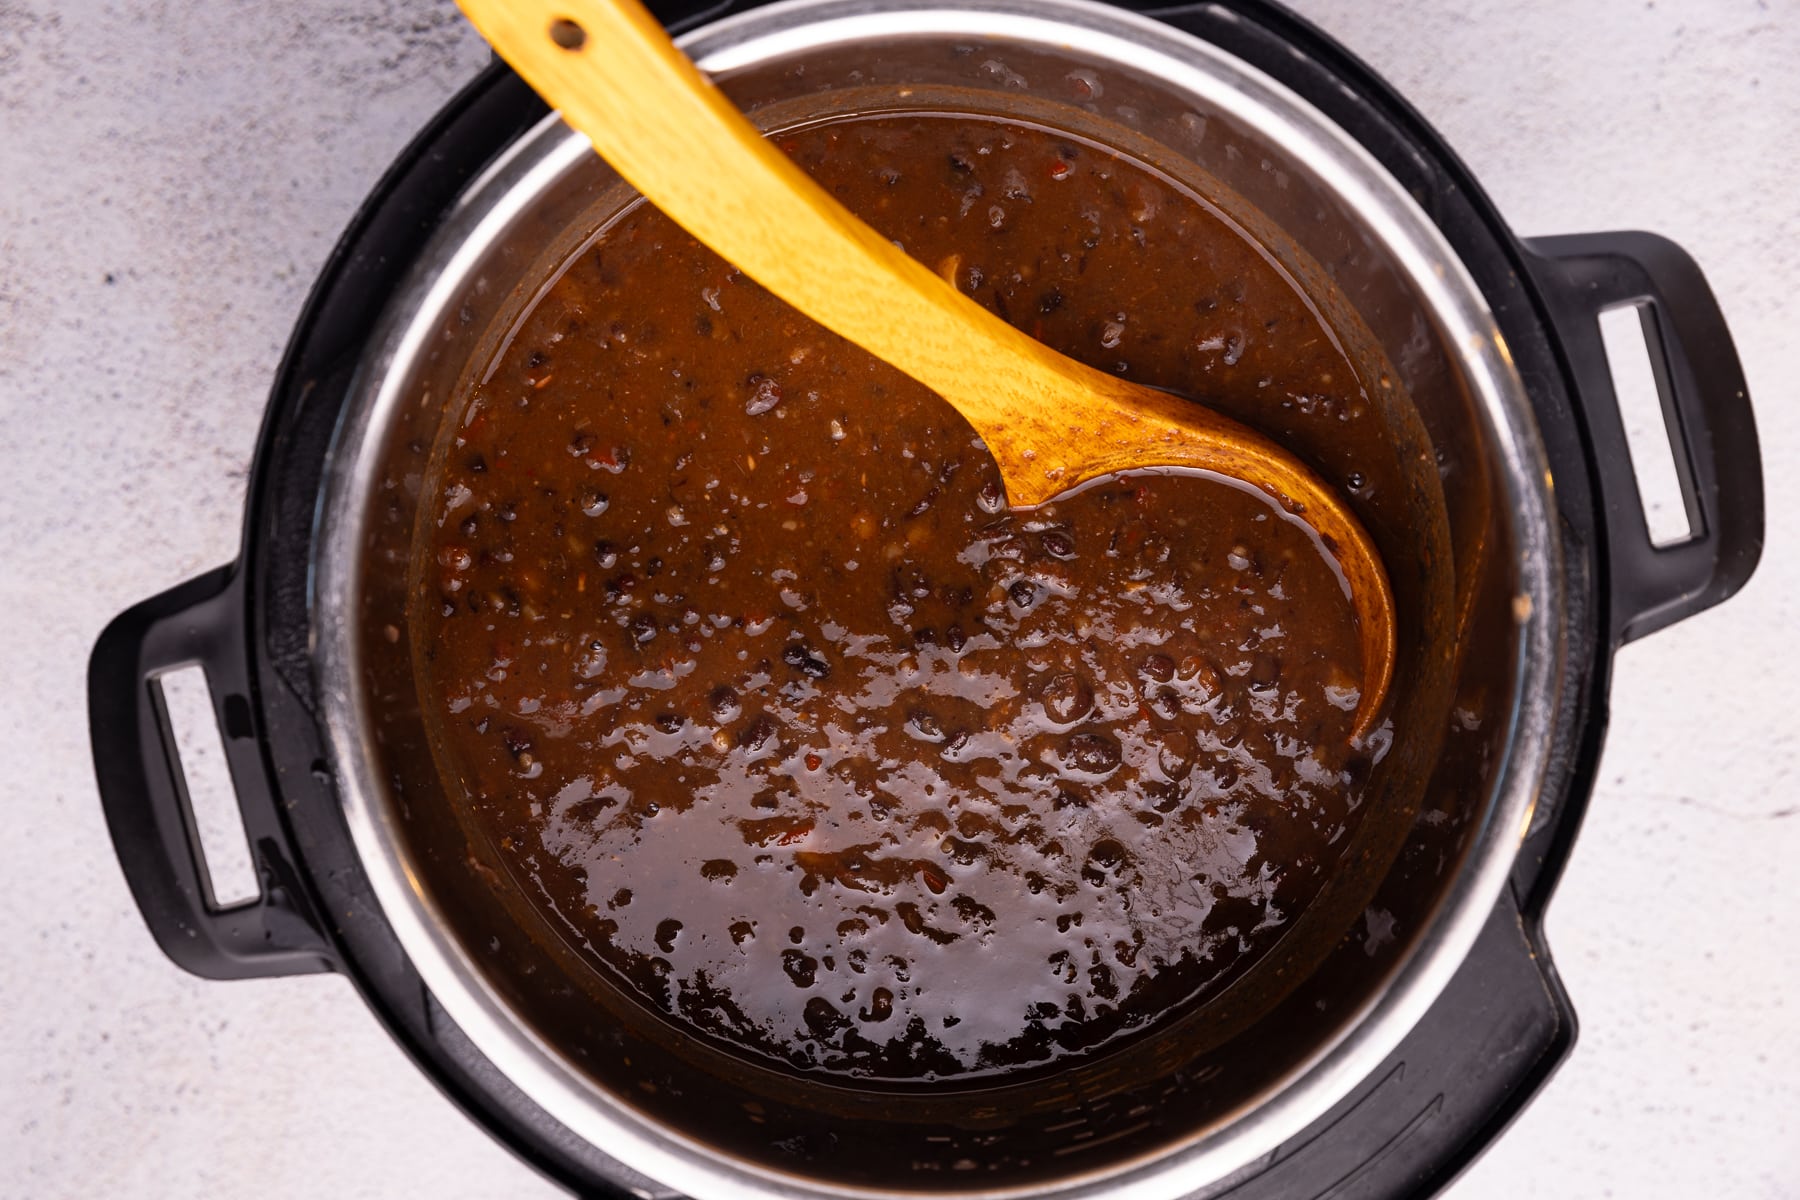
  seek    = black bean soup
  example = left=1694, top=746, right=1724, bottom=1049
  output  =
left=414, top=111, right=1403, bottom=1083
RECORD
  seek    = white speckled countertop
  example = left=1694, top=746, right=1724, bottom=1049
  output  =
left=3, top=1, right=1795, bottom=1196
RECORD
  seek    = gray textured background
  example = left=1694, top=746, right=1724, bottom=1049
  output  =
left=3, top=1, right=1795, bottom=1196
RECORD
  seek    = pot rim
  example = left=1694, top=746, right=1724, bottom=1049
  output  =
left=312, top=0, right=1563, bottom=1196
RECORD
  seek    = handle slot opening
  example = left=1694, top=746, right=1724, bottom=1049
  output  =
left=153, top=666, right=260, bottom=908
left=1598, top=301, right=1701, bottom=548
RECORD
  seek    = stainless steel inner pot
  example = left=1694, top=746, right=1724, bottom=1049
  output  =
left=313, top=0, right=1561, bottom=1195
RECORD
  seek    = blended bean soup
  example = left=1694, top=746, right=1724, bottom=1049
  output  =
left=414, top=111, right=1404, bottom=1083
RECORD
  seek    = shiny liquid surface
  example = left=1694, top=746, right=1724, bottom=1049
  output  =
left=415, top=112, right=1397, bottom=1081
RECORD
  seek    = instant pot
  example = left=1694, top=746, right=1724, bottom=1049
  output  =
left=89, top=0, right=1762, bottom=1196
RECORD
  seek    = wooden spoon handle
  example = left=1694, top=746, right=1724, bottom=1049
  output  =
left=455, top=0, right=1098, bottom=425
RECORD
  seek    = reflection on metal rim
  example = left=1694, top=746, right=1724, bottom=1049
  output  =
left=313, top=0, right=1562, bottom=1195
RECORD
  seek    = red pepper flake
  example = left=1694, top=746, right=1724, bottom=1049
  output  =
left=1049, top=159, right=1071, bottom=181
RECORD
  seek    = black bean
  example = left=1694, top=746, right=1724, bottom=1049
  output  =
left=861, top=987, right=894, bottom=1022
left=1040, top=672, right=1094, bottom=723
left=1151, top=729, right=1193, bottom=779
left=1178, top=655, right=1221, bottom=695
left=951, top=894, right=996, bottom=925
left=709, top=685, right=742, bottom=721
left=1144, top=781, right=1183, bottom=813
left=804, top=996, right=849, bottom=1035
left=1008, top=579, right=1037, bottom=609
left=781, top=643, right=830, bottom=679
left=1064, top=730, right=1121, bottom=775
left=737, top=713, right=778, bottom=751
left=1088, top=837, right=1128, bottom=870
left=906, top=710, right=945, bottom=742
left=941, top=836, right=984, bottom=865
left=940, top=729, right=971, bottom=761
left=1041, top=529, right=1075, bottom=559
left=782, top=949, right=818, bottom=988
left=1140, top=652, right=1176, bottom=683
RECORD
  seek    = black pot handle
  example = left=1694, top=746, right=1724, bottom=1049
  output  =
left=88, top=566, right=337, bottom=979
left=1524, top=231, right=1763, bottom=643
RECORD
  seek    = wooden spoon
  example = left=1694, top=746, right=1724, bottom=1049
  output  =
left=456, top=0, right=1397, bottom=738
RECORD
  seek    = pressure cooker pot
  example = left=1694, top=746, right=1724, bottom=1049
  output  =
left=89, top=1, right=1761, bottom=1197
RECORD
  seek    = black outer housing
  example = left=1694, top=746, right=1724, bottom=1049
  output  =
left=86, top=1, right=1763, bottom=1197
